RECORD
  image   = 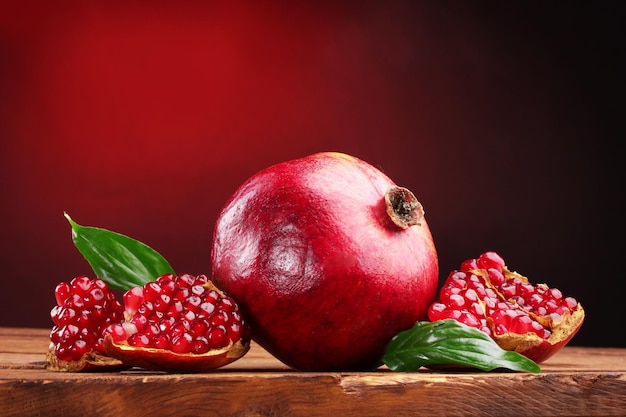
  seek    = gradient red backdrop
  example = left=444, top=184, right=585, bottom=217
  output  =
left=1, top=2, right=623, bottom=348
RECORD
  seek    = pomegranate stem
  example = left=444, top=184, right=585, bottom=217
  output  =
left=384, top=186, right=424, bottom=229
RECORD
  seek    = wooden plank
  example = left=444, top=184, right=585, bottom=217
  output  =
left=1, top=327, right=625, bottom=417
left=2, top=367, right=625, bottom=416
left=1, top=327, right=624, bottom=372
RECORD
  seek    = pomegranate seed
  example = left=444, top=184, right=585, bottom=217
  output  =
left=464, top=289, right=478, bottom=302
left=124, top=286, right=144, bottom=316
left=191, top=285, right=205, bottom=296
left=519, top=283, right=535, bottom=298
left=154, top=335, right=170, bottom=349
left=486, top=268, right=504, bottom=286
left=159, top=316, right=176, bottom=333
left=198, top=301, right=216, bottom=318
left=176, top=273, right=196, bottom=288
left=207, top=325, right=228, bottom=349
left=173, top=288, right=190, bottom=301
left=84, top=288, right=105, bottom=308
left=143, top=282, right=162, bottom=302
left=193, top=337, right=210, bottom=354
left=210, top=310, right=229, bottom=326
left=167, top=300, right=184, bottom=315
left=131, top=314, right=148, bottom=329
left=228, top=322, right=242, bottom=342
left=195, top=274, right=208, bottom=284
left=137, top=301, right=154, bottom=316
left=154, top=294, right=172, bottom=312
left=157, top=279, right=176, bottom=295
left=563, top=297, right=578, bottom=309
left=206, top=290, right=220, bottom=303
left=66, top=294, right=85, bottom=309
left=448, top=271, right=468, bottom=287
left=128, top=333, right=151, bottom=348
left=477, top=251, right=505, bottom=271
left=70, top=276, right=93, bottom=295
left=500, top=283, right=517, bottom=299
left=190, top=319, right=209, bottom=337
left=460, top=258, right=478, bottom=272
left=482, top=296, right=497, bottom=310
left=143, top=324, right=161, bottom=338
left=171, top=333, right=193, bottom=353
left=50, top=305, right=62, bottom=324
left=71, top=339, right=90, bottom=358
left=56, top=307, right=77, bottom=326
left=545, top=299, right=559, bottom=312
left=549, top=288, right=563, bottom=300
left=104, top=323, right=127, bottom=343
left=447, top=293, right=465, bottom=308
left=220, top=298, right=236, bottom=312
left=469, top=302, right=485, bottom=316
left=528, top=293, right=544, bottom=308
left=55, top=282, right=71, bottom=306
left=457, top=311, right=480, bottom=328
left=171, top=320, right=191, bottom=338
left=509, top=314, right=533, bottom=334
left=428, top=302, right=446, bottom=315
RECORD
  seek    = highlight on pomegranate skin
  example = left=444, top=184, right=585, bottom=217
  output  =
left=428, top=251, right=585, bottom=363
left=103, top=273, right=251, bottom=372
left=47, top=276, right=128, bottom=372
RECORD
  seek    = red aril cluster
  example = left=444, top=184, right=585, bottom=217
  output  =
left=47, top=276, right=126, bottom=371
left=428, top=251, right=584, bottom=363
left=103, top=273, right=251, bottom=372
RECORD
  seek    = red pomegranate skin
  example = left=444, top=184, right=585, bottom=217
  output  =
left=211, top=152, right=438, bottom=371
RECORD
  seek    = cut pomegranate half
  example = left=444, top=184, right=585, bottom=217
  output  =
left=103, top=273, right=251, bottom=372
left=428, top=251, right=584, bottom=363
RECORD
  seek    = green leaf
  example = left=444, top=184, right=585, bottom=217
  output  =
left=65, top=213, right=175, bottom=291
left=382, top=320, right=541, bottom=373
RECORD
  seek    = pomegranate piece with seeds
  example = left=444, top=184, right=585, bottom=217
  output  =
left=428, top=251, right=585, bottom=363
left=47, top=276, right=127, bottom=372
left=103, top=273, right=251, bottom=372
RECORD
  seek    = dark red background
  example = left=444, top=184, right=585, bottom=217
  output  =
left=1, top=2, right=623, bottom=348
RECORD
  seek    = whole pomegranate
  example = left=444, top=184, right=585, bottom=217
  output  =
left=428, top=251, right=585, bottom=363
left=104, top=273, right=251, bottom=372
left=47, top=276, right=127, bottom=372
left=211, top=152, right=439, bottom=370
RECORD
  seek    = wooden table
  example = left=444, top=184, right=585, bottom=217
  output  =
left=1, top=327, right=624, bottom=416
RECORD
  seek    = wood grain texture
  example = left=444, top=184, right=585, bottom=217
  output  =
left=1, top=327, right=625, bottom=417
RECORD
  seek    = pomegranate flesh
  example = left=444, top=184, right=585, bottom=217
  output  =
left=104, top=273, right=251, bottom=372
left=428, top=251, right=585, bottom=363
left=211, top=152, right=439, bottom=371
left=47, top=276, right=127, bottom=372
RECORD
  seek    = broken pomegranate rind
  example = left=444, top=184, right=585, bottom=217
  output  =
left=45, top=342, right=128, bottom=372
left=428, top=252, right=586, bottom=365
left=103, top=335, right=250, bottom=372
left=494, top=303, right=585, bottom=363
